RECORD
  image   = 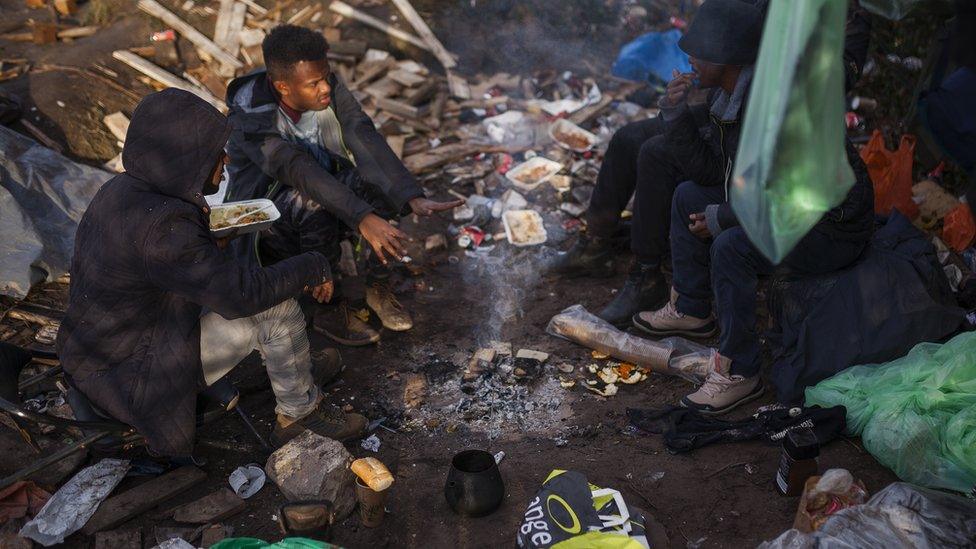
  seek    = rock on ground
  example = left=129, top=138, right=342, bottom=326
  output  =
left=265, top=431, right=356, bottom=520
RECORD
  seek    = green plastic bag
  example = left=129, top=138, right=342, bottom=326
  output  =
left=730, top=0, right=855, bottom=264
left=859, top=0, right=926, bottom=20
left=805, top=331, right=976, bottom=494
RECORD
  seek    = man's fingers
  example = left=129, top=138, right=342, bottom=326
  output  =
left=672, top=68, right=680, bottom=79
left=371, top=240, right=389, bottom=264
left=433, top=199, right=466, bottom=211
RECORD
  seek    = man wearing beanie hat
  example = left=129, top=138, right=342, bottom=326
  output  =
left=634, top=1, right=875, bottom=414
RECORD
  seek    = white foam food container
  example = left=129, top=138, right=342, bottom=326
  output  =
left=506, top=156, right=564, bottom=191
left=502, top=209, right=548, bottom=247
left=548, top=118, right=598, bottom=153
left=209, top=199, right=280, bottom=239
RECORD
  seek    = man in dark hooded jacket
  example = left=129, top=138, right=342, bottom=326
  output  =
left=57, top=89, right=364, bottom=458
left=224, top=25, right=461, bottom=346
left=633, top=1, right=875, bottom=415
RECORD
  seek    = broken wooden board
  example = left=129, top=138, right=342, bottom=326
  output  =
left=329, top=1, right=430, bottom=52
left=350, top=58, right=393, bottom=91
left=387, top=135, right=407, bottom=159
left=364, top=77, right=402, bottom=100
left=214, top=0, right=246, bottom=63
left=112, top=50, right=226, bottom=111
left=32, top=23, right=58, bottom=44
left=103, top=112, right=130, bottom=143
left=446, top=70, right=471, bottom=100
left=387, top=68, right=426, bottom=88
left=404, top=80, right=438, bottom=106
left=404, top=143, right=479, bottom=173
left=375, top=96, right=429, bottom=119
left=82, top=466, right=206, bottom=535
left=569, top=95, right=613, bottom=126
left=138, top=0, right=242, bottom=75
left=19, top=119, right=62, bottom=153
left=389, top=0, right=457, bottom=69
left=171, top=489, right=245, bottom=524
left=94, top=528, right=142, bottom=549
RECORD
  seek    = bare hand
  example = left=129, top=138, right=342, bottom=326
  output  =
left=409, top=197, right=465, bottom=217
left=306, top=280, right=335, bottom=303
left=358, top=213, right=409, bottom=265
left=665, top=69, right=695, bottom=107
left=689, top=212, right=711, bottom=240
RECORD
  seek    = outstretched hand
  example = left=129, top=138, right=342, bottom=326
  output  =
left=409, top=197, right=465, bottom=217
left=358, top=213, right=409, bottom=265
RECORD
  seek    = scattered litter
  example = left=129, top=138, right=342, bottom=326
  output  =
left=228, top=464, right=266, bottom=499
left=493, top=451, right=505, bottom=464
left=361, top=434, right=382, bottom=452
left=20, top=459, right=130, bottom=547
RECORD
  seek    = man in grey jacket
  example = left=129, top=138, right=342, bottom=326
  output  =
left=225, top=25, right=460, bottom=345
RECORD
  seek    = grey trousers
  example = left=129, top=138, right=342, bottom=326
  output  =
left=200, top=299, right=319, bottom=418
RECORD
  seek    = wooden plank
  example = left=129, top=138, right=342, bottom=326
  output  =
left=363, top=77, right=402, bottom=100
left=213, top=0, right=235, bottom=49
left=329, top=1, right=430, bottom=52
left=446, top=70, right=470, bottom=100
left=112, top=50, right=226, bottom=111
left=137, top=0, right=242, bottom=74
left=404, top=80, right=437, bottom=106
left=387, top=135, right=407, bottom=159
left=19, top=119, right=62, bottom=153
left=387, top=68, right=425, bottom=88
left=350, top=59, right=393, bottom=91
left=375, top=96, right=428, bottom=119
left=171, top=489, right=245, bottom=524
left=103, top=112, right=130, bottom=143
left=238, top=0, right=266, bottom=16
left=94, top=528, right=142, bottom=549
left=58, top=26, right=99, bottom=39
left=389, top=0, right=456, bottom=69
left=569, top=95, right=613, bottom=126
left=82, top=466, right=206, bottom=535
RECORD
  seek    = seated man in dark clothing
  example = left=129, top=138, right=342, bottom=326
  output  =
left=550, top=0, right=873, bottom=328
left=633, top=5, right=875, bottom=415
left=57, top=90, right=365, bottom=459
left=224, top=25, right=461, bottom=346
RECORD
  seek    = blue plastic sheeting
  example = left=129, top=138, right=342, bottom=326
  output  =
left=611, top=29, right=692, bottom=85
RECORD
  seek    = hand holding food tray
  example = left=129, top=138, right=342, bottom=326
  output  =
left=209, top=199, right=280, bottom=239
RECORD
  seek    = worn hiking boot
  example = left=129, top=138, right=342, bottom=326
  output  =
left=680, top=355, right=763, bottom=415
left=271, top=401, right=368, bottom=446
left=313, top=304, right=381, bottom=346
left=632, top=290, right=717, bottom=338
left=311, top=348, right=344, bottom=387
left=598, top=262, right=669, bottom=327
left=548, top=235, right=614, bottom=277
left=366, top=281, right=413, bottom=332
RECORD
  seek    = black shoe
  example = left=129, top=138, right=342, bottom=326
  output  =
left=271, top=403, right=368, bottom=447
left=598, top=263, right=668, bottom=327
left=313, top=304, right=381, bottom=347
left=311, top=348, right=344, bottom=387
left=548, top=235, right=613, bottom=277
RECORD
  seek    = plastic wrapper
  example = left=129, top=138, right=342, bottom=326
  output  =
left=546, top=305, right=712, bottom=384
left=805, top=331, right=976, bottom=494
left=0, top=125, right=111, bottom=298
left=859, top=0, right=925, bottom=20
left=19, top=458, right=130, bottom=546
left=731, top=0, right=854, bottom=264
left=793, top=470, right=868, bottom=532
left=760, top=482, right=976, bottom=548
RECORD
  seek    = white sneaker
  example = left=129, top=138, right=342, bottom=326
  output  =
left=632, top=289, right=717, bottom=338
left=680, top=354, right=763, bottom=415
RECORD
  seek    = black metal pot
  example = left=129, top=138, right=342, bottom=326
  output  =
left=444, top=449, right=505, bottom=517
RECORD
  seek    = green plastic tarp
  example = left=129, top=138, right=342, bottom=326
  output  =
left=805, top=331, right=976, bottom=494
left=730, top=0, right=854, bottom=264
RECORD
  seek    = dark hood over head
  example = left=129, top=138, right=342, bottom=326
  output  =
left=122, top=89, right=231, bottom=202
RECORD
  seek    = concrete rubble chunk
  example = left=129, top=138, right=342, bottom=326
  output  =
left=265, top=431, right=356, bottom=520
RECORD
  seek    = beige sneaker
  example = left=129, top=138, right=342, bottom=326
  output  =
left=313, top=304, right=381, bottom=347
left=366, top=281, right=413, bottom=332
left=681, top=354, right=763, bottom=415
left=271, top=400, right=368, bottom=447
left=632, top=289, right=717, bottom=338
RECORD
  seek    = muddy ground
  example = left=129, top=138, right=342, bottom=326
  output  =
left=0, top=1, right=902, bottom=548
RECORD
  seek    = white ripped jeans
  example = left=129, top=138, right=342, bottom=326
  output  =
left=200, top=299, right=319, bottom=418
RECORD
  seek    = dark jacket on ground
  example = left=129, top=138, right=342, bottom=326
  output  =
left=224, top=70, right=424, bottom=231
left=56, top=89, right=330, bottom=457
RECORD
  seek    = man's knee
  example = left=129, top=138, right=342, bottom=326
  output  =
left=671, top=180, right=708, bottom=220
left=710, top=227, right=753, bottom=269
left=607, top=121, right=651, bottom=159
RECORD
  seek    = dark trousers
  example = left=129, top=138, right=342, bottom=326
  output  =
left=260, top=169, right=400, bottom=302
left=585, top=116, right=687, bottom=266
left=670, top=181, right=866, bottom=378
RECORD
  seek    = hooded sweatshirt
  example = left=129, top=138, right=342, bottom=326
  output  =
left=57, top=89, right=330, bottom=457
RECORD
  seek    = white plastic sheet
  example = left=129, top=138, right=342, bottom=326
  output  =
left=19, top=458, right=130, bottom=546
